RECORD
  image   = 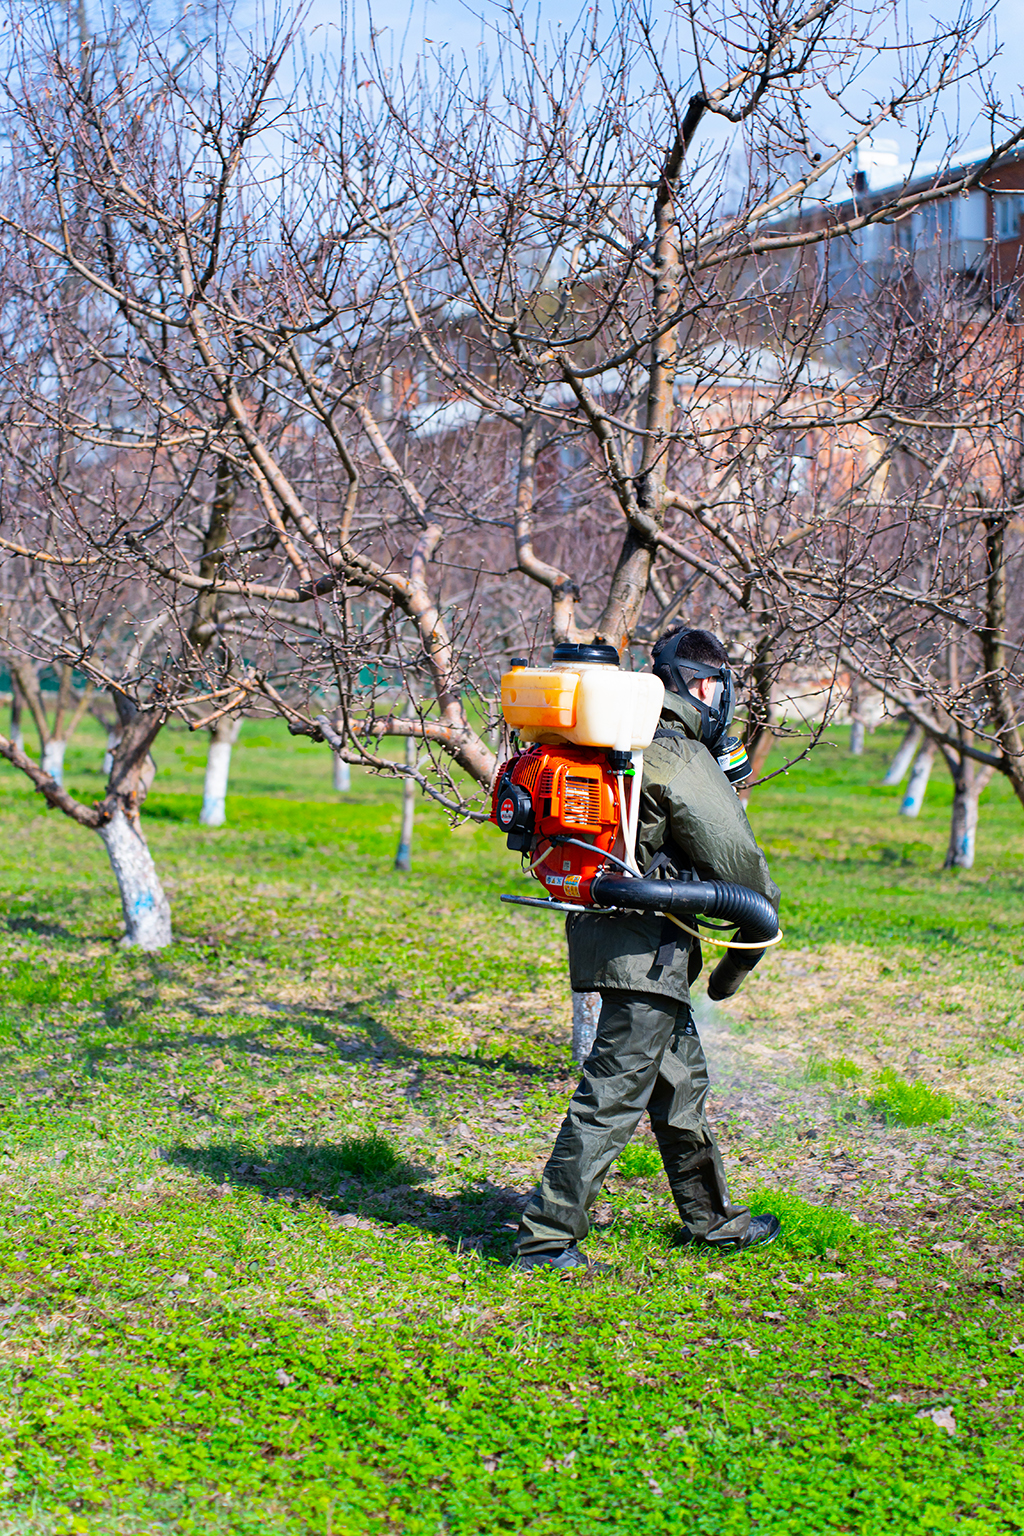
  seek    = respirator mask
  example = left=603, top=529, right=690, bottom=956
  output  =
left=652, top=632, right=749, bottom=783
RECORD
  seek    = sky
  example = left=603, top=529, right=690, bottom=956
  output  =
left=299, top=0, right=1023, bottom=191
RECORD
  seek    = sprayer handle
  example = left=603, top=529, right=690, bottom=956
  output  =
left=706, top=945, right=766, bottom=1000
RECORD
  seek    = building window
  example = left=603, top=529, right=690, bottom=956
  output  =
left=994, top=194, right=1024, bottom=241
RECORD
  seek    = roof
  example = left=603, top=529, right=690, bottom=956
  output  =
left=835, top=137, right=1024, bottom=212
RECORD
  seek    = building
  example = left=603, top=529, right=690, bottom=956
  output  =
left=789, top=139, right=1024, bottom=300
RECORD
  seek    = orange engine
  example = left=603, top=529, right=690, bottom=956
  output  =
left=490, top=744, right=623, bottom=905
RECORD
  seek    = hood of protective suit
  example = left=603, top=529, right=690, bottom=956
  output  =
left=657, top=689, right=705, bottom=741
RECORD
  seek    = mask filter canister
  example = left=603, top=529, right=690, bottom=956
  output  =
left=717, top=735, right=750, bottom=785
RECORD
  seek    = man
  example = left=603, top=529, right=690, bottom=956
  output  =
left=514, top=627, right=781, bottom=1273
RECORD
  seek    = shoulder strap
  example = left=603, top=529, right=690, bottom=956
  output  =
left=641, top=842, right=697, bottom=883
left=646, top=743, right=700, bottom=971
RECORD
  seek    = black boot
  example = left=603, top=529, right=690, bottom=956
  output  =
left=674, top=1212, right=781, bottom=1254
left=514, top=1243, right=612, bottom=1275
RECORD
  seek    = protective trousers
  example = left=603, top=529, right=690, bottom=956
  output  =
left=516, top=991, right=751, bottom=1253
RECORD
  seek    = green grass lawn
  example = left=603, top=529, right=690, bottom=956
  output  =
left=1, top=718, right=1022, bottom=1534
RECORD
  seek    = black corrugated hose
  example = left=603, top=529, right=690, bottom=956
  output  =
left=589, top=872, right=779, bottom=1001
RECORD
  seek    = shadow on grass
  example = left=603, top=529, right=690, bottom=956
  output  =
left=80, top=992, right=556, bottom=1081
left=282, top=1003, right=557, bottom=1079
left=7, top=915, right=77, bottom=941
left=164, top=1138, right=529, bottom=1258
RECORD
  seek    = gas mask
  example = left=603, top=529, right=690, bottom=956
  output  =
left=651, top=632, right=736, bottom=754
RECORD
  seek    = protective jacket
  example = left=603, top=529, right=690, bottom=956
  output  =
left=566, top=689, right=780, bottom=1003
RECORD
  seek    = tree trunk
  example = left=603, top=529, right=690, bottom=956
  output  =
left=943, top=769, right=979, bottom=869
left=394, top=735, right=416, bottom=872
left=187, top=461, right=237, bottom=652
left=900, top=740, right=935, bottom=818
left=595, top=108, right=704, bottom=649
left=41, top=739, right=67, bottom=785
left=942, top=759, right=994, bottom=871
left=883, top=722, right=922, bottom=785
left=99, top=693, right=169, bottom=945
left=737, top=726, right=773, bottom=807
left=102, top=730, right=121, bottom=776
left=1, top=683, right=170, bottom=949
left=97, top=804, right=172, bottom=949
left=848, top=676, right=864, bottom=754
left=333, top=752, right=351, bottom=793
left=9, top=680, right=23, bottom=752
left=572, top=990, right=601, bottom=1064
left=982, top=507, right=1024, bottom=812
left=199, top=716, right=242, bottom=826
left=737, top=629, right=775, bottom=806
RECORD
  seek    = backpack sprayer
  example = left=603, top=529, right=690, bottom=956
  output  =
left=489, top=643, right=780, bottom=995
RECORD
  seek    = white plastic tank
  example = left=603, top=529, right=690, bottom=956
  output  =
left=501, top=643, right=664, bottom=750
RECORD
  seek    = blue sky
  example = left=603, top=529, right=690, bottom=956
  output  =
left=303, top=0, right=1022, bottom=181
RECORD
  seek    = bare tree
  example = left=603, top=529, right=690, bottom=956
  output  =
left=0, top=0, right=1017, bottom=927
left=815, top=288, right=1024, bottom=864
left=0, top=562, right=95, bottom=782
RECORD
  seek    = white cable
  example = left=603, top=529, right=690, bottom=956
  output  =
left=616, top=774, right=641, bottom=875
left=615, top=774, right=628, bottom=861
left=663, top=911, right=784, bottom=949
left=627, top=751, right=643, bottom=871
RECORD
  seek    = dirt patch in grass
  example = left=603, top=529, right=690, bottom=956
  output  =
left=715, top=940, right=1024, bottom=1107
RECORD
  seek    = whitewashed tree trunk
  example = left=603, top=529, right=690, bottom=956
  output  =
left=848, top=676, right=864, bottom=755
left=333, top=753, right=351, bottom=792
left=102, top=730, right=121, bottom=776
left=41, top=739, right=67, bottom=785
left=942, top=761, right=993, bottom=871
left=97, top=804, right=172, bottom=949
left=943, top=775, right=980, bottom=869
left=900, top=740, right=935, bottom=818
left=394, top=735, right=416, bottom=872
left=572, top=991, right=601, bottom=1064
left=199, top=716, right=242, bottom=826
left=883, top=722, right=923, bottom=786
left=9, top=689, right=23, bottom=752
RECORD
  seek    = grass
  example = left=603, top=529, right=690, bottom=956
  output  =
left=335, top=1131, right=404, bottom=1180
left=868, top=1070, right=955, bottom=1128
left=805, top=1055, right=863, bottom=1085
left=745, top=1185, right=868, bottom=1257
left=0, top=717, right=1023, bottom=1533
left=616, top=1142, right=663, bottom=1178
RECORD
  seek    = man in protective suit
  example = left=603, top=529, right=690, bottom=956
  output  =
left=515, top=627, right=781, bottom=1273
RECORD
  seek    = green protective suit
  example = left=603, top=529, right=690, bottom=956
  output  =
left=516, top=689, right=780, bottom=1254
